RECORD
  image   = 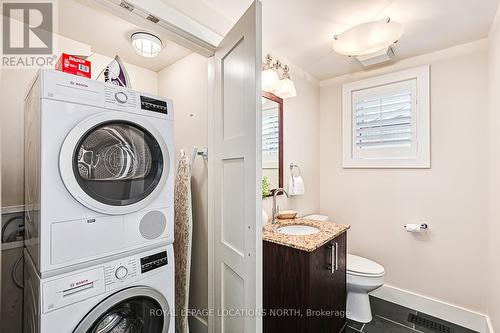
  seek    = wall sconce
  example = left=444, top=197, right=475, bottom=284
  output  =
left=262, top=54, right=296, bottom=98
left=274, top=65, right=296, bottom=98
left=262, top=55, right=280, bottom=92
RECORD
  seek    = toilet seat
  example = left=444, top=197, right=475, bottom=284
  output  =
left=347, top=254, right=385, bottom=278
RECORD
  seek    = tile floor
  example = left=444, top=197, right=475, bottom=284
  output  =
left=344, top=296, right=478, bottom=333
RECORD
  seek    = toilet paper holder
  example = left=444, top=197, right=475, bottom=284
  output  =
left=403, top=223, right=428, bottom=230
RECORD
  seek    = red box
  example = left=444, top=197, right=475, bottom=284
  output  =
left=55, top=53, right=91, bottom=78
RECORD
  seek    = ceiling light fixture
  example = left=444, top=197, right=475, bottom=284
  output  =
left=131, top=32, right=163, bottom=58
left=262, top=54, right=279, bottom=92
left=332, top=18, right=403, bottom=56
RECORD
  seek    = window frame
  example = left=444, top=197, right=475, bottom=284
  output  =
left=342, top=65, right=430, bottom=168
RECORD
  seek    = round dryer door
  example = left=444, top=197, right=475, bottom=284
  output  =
left=73, top=287, right=170, bottom=333
left=60, top=112, right=170, bottom=215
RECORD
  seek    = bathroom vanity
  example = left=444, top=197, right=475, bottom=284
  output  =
left=262, top=219, right=349, bottom=333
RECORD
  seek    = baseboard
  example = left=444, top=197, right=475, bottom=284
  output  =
left=371, top=284, right=491, bottom=333
left=189, top=315, right=208, bottom=333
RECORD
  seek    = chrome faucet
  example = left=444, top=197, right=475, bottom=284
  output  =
left=272, top=188, right=290, bottom=224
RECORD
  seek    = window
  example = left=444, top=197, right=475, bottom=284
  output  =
left=342, top=65, right=430, bottom=168
left=262, top=111, right=279, bottom=168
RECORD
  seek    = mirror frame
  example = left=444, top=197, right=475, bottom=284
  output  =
left=262, top=91, right=284, bottom=196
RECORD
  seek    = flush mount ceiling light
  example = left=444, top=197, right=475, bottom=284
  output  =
left=131, top=32, right=163, bottom=58
left=332, top=18, right=403, bottom=56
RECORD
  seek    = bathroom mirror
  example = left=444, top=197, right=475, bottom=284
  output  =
left=262, top=92, right=283, bottom=197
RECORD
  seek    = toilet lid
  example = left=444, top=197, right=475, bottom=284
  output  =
left=347, top=254, right=385, bottom=276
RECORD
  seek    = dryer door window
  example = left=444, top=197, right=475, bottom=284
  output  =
left=73, top=121, right=163, bottom=206
left=74, top=287, right=170, bottom=333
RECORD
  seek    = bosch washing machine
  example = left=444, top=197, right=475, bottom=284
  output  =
left=24, top=245, right=174, bottom=332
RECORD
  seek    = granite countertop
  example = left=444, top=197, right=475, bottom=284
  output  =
left=262, top=218, right=350, bottom=252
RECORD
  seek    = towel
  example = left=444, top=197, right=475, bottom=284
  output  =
left=288, top=175, right=305, bottom=196
left=174, top=150, right=193, bottom=333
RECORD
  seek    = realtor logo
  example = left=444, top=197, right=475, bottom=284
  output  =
left=2, top=2, right=53, bottom=54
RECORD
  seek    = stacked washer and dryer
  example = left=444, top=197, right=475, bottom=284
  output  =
left=23, top=70, right=175, bottom=333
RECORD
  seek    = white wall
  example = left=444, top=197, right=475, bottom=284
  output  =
left=319, top=40, right=490, bottom=314
left=157, top=53, right=209, bottom=327
left=488, top=8, right=500, bottom=331
left=0, top=34, right=158, bottom=207
left=262, top=52, right=321, bottom=218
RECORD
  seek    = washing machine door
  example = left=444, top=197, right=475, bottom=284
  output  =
left=60, top=112, right=170, bottom=215
left=74, top=287, right=170, bottom=333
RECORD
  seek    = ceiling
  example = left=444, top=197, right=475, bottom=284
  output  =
left=57, top=0, right=192, bottom=72
left=164, top=0, right=500, bottom=80
left=57, top=0, right=499, bottom=79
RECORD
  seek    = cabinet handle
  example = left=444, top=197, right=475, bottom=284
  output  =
left=331, top=243, right=335, bottom=274
left=326, top=243, right=339, bottom=273
left=333, top=242, right=339, bottom=272
left=327, top=242, right=339, bottom=274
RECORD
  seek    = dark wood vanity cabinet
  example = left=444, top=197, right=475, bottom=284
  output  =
left=263, top=232, right=347, bottom=333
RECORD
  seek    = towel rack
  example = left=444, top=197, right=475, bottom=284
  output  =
left=290, top=163, right=302, bottom=177
left=191, top=146, right=208, bottom=166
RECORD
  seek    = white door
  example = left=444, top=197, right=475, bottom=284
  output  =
left=209, top=2, right=262, bottom=332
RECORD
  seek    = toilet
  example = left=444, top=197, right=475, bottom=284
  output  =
left=346, top=254, right=385, bottom=323
left=304, top=215, right=385, bottom=323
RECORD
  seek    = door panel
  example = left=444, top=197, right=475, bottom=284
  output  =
left=210, top=2, right=262, bottom=332
left=222, top=159, right=246, bottom=257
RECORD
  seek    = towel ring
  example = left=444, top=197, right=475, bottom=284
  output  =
left=290, top=163, right=302, bottom=177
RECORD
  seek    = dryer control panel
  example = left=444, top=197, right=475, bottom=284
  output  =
left=140, top=95, right=169, bottom=115
left=104, top=84, right=138, bottom=111
left=40, top=70, right=173, bottom=120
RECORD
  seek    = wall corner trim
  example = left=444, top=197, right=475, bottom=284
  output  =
left=486, top=316, right=496, bottom=333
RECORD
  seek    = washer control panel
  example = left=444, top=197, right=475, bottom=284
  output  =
left=104, top=257, right=137, bottom=287
left=115, top=266, right=129, bottom=280
left=140, top=250, right=168, bottom=273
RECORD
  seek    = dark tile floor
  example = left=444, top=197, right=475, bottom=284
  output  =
left=344, top=296, right=478, bottom=333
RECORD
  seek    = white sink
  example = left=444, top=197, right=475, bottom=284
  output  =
left=277, top=225, right=320, bottom=236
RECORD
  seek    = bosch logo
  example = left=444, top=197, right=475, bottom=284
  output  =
left=69, top=81, right=88, bottom=88
left=76, top=279, right=89, bottom=286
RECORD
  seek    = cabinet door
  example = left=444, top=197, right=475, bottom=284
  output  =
left=308, top=232, right=347, bottom=333
left=331, top=232, right=347, bottom=332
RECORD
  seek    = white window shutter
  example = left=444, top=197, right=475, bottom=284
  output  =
left=355, top=90, right=413, bottom=149
left=342, top=65, right=430, bottom=168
